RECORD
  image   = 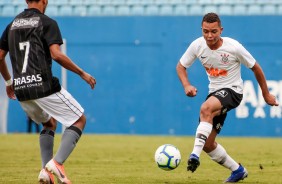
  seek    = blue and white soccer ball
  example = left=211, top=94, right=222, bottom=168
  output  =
left=154, top=144, right=181, bottom=171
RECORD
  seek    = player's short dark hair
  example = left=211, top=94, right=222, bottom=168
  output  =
left=202, top=12, right=222, bottom=27
left=26, top=0, right=40, bottom=2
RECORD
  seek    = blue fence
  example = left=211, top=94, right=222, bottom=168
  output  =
left=1, top=16, right=282, bottom=136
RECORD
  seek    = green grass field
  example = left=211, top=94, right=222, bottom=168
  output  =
left=0, top=134, right=282, bottom=184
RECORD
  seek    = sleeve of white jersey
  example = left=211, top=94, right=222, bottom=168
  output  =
left=179, top=40, right=198, bottom=68
left=235, top=42, right=256, bottom=68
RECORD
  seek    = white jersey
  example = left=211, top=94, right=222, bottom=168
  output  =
left=180, top=37, right=256, bottom=94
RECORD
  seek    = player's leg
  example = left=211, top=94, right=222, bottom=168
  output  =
left=20, top=101, right=55, bottom=184
left=38, top=118, right=56, bottom=184
left=205, top=130, right=248, bottom=183
left=53, top=114, right=86, bottom=164
left=40, top=117, right=56, bottom=168
left=204, top=89, right=247, bottom=182
left=187, top=96, right=222, bottom=172
left=204, top=128, right=240, bottom=170
left=36, top=87, right=85, bottom=183
left=45, top=115, right=85, bottom=184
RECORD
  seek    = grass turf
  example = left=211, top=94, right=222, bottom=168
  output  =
left=0, top=134, right=282, bottom=184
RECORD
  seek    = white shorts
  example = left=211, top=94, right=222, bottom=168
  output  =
left=20, top=87, right=84, bottom=127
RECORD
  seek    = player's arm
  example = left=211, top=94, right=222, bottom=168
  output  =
left=0, top=49, right=16, bottom=99
left=176, top=62, right=197, bottom=97
left=49, top=44, right=96, bottom=89
left=0, top=49, right=11, bottom=81
left=251, top=62, right=278, bottom=106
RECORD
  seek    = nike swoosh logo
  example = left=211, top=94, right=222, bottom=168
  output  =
left=55, top=165, right=65, bottom=178
left=201, top=56, right=207, bottom=59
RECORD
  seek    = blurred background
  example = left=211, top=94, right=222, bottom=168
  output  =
left=0, top=0, right=281, bottom=136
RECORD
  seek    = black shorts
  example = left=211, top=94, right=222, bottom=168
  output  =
left=204, top=88, right=243, bottom=134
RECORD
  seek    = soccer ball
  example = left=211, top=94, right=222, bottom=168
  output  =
left=154, top=144, right=181, bottom=171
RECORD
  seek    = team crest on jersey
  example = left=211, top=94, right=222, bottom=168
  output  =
left=220, top=53, right=229, bottom=65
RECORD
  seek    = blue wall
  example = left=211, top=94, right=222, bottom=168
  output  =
left=1, top=16, right=282, bottom=136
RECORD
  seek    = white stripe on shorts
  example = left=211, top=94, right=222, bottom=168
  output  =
left=20, top=87, right=84, bottom=127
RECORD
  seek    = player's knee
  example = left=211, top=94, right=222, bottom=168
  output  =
left=80, top=114, right=86, bottom=125
left=42, top=117, right=57, bottom=131
left=200, top=103, right=213, bottom=118
left=72, top=114, right=86, bottom=130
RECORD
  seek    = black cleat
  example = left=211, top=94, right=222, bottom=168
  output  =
left=187, top=154, right=200, bottom=173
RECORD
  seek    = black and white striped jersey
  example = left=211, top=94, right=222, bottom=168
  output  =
left=0, top=8, right=62, bottom=101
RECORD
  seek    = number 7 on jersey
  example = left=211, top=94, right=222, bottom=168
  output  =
left=19, top=41, right=30, bottom=73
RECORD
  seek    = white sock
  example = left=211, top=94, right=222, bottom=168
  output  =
left=207, top=143, right=239, bottom=171
left=192, top=122, right=212, bottom=157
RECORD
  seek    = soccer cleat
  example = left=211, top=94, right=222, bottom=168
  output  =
left=45, top=159, right=71, bottom=184
left=38, top=168, right=55, bottom=184
left=224, top=164, right=248, bottom=183
left=187, top=154, right=200, bottom=173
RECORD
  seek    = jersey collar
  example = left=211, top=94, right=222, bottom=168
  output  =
left=25, top=8, right=42, bottom=14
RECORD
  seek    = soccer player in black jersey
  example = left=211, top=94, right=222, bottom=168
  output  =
left=0, top=0, right=96, bottom=183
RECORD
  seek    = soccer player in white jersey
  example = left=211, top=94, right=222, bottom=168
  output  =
left=176, top=12, right=278, bottom=183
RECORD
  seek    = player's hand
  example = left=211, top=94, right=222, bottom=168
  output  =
left=264, top=93, right=279, bottom=106
left=80, top=71, right=96, bottom=89
left=6, top=85, right=16, bottom=100
left=184, top=85, right=197, bottom=97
